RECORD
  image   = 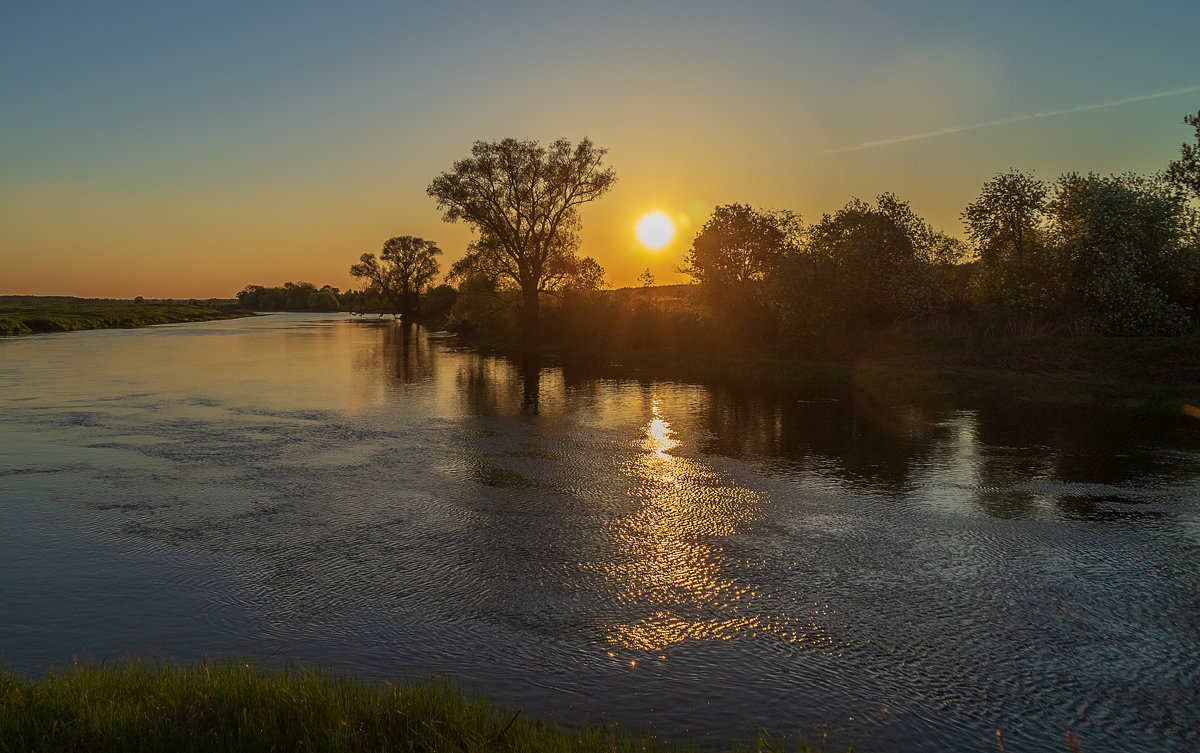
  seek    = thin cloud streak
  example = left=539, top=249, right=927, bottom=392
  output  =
left=823, top=85, right=1200, bottom=154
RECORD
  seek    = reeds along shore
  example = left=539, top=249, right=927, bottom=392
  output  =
left=0, top=661, right=846, bottom=753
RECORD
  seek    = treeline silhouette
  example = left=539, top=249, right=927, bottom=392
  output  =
left=448, top=110, right=1200, bottom=357
left=236, top=282, right=343, bottom=311
left=478, top=136, right=1200, bottom=357
left=236, top=281, right=457, bottom=324
left=238, top=110, right=1199, bottom=362
left=451, top=179, right=1198, bottom=361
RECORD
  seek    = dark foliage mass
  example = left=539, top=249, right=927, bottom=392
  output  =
left=1047, top=172, right=1197, bottom=334
left=679, top=203, right=801, bottom=344
left=350, top=236, right=443, bottom=320
left=237, top=282, right=343, bottom=312
left=510, top=109, right=1198, bottom=350
left=429, top=137, right=616, bottom=341
left=234, top=280, right=457, bottom=327
left=652, top=193, right=968, bottom=350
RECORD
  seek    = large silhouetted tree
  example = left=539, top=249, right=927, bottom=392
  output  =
left=963, top=170, right=1047, bottom=270
left=350, top=236, right=442, bottom=320
left=427, top=137, right=616, bottom=341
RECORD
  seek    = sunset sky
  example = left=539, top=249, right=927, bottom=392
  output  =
left=3, top=1, right=1198, bottom=298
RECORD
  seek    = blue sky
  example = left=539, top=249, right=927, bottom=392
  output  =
left=3, top=1, right=1198, bottom=296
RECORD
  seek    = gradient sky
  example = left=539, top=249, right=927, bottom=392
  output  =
left=3, top=1, right=1198, bottom=298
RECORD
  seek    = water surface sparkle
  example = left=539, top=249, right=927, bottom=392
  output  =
left=1, top=314, right=1198, bottom=753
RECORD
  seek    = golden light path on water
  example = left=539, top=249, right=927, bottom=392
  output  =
left=597, top=400, right=839, bottom=652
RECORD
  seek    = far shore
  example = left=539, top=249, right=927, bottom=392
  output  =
left=455, top=322, right=1200, bottom=413
left=0, top=296, right=253, bottom=336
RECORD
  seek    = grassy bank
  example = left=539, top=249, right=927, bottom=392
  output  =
left=0, top=661, right=839, bottom=753
left=0, top=297, right=251, bottom=336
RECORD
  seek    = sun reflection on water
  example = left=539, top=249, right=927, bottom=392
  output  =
left=644, top=403, right=678, bottom=455
left=596, top=399, right=837, bottom=652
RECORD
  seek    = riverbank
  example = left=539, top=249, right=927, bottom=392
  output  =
left=537, top=327, right=1200, bottom=412
left=0, top=661, right=838, bottom=753
left=0, top=297, right=252, bottom=336
left=441, top=283, right=1199, bottom=410
left=845, top=329, right=1200, bottom=410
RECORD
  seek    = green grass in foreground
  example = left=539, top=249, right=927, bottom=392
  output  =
left=0, top=300, right=250, bottom=336
left=0, top=661, right=845, bottom=753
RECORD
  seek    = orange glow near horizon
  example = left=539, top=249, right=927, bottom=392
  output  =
left=2, top=6, right=1192, bottom=298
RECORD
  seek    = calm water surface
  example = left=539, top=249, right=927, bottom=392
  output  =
left=2, top=314, right=1197, bottom=752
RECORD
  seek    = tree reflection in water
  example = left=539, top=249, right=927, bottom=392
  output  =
left=519, top=354, right=540, bottom=415
left=351, top=320, right=438, bottom=387
left=4, top=316, right=1192, bottom=751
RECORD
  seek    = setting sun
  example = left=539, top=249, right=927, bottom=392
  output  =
left=635, top=212, right=675, bottom=250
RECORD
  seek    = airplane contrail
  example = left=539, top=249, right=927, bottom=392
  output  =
left=822, top=84, right=1200, bottom=154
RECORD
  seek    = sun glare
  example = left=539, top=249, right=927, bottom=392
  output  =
left=635, top=212, right=675, bottom=250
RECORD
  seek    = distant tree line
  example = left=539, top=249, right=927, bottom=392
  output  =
left=237, top=282, right=344, bottom=312
left=235, top=279, right=457, bottom=324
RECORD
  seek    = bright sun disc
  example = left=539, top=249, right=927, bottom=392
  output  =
left=636, top=212, right=675, bottom=250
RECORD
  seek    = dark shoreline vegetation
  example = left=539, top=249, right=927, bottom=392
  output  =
left=431, top=283, right=1200, bottom=413
left=4, top=290, right=1196, bottom=411
left=0, top=661, right=844, bottom=753
left=0, top=297, right=252, bottom=336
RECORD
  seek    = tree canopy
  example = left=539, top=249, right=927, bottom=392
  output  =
left=1048, top=172, right=1194, bottom=334
left=682, top=203, right=800, bottom=287
left=679, top=203, right=800, bottom=341
left=794, top=194, right=963, bottom=328
left=350, top=236, right=442, bottom=320
left=961, top=170, right=1058, bottom=316
left=237, top=282, right=341, bottom=312
left=427, top=137, right=616, bottom=340
left=430, top=109, right=1200, bottom=349
left=962, top=170, right=1048, bottom=266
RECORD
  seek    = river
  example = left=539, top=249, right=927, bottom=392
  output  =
left=1, top=313, right=1197, bottom=752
